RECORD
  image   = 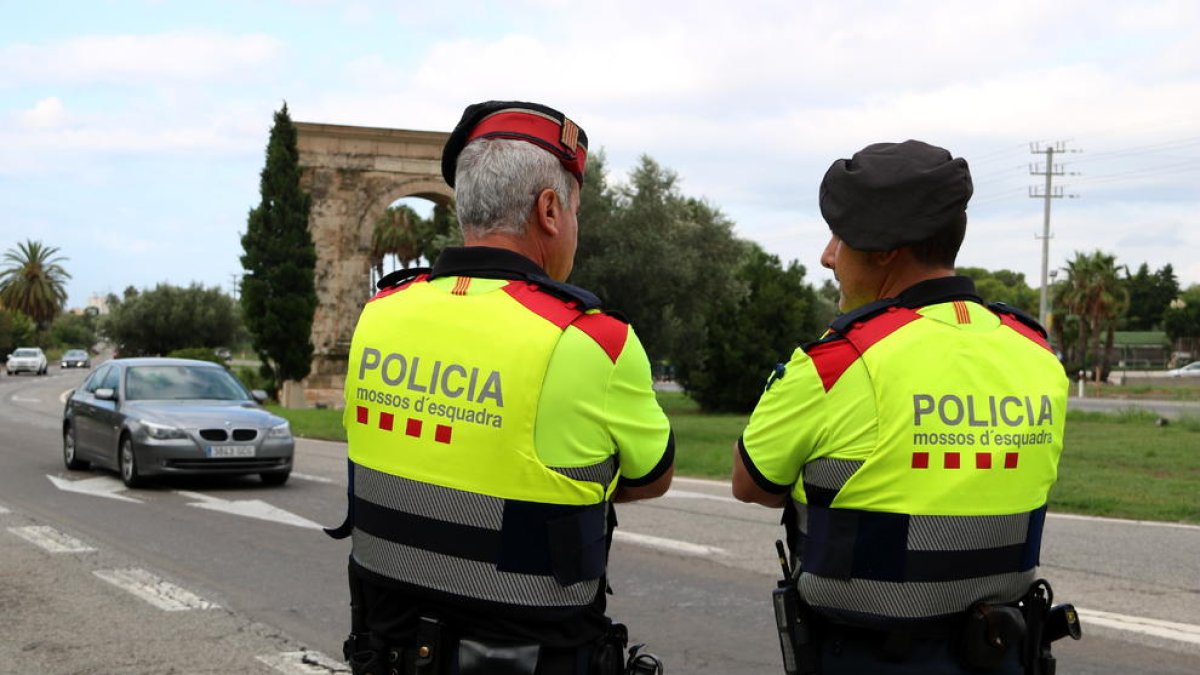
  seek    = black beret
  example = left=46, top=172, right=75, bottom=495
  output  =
left=819, top=140, right=973, bottom=251
left=441, top=100, right=589, bottom=188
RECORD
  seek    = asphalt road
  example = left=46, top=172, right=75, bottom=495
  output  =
left=1, top=366, right=1198, bottom=674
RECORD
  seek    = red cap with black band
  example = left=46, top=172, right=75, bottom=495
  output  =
left=442, top=100, right=588, bottom=188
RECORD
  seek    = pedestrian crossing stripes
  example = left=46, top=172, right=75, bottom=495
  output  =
left=7, top=525, right=95, bottom=553
left=93, top=568, right=219, bottom=611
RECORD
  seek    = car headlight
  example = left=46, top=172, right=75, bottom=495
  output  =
left=142, top=421, right=188, bottom=440
left=267, top=422, right=292, bottom=439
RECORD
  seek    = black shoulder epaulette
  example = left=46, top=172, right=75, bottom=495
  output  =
left=828, top=297, right=900, bottom=335
left=988, top=302, right=1048, bottom=339
left=801, top=332, right=843, bottom=352
left=526, top=273, right=603, bottom=311
left=376, top=267, right=431, bottom=291
left=602, top=308, right=631, bottom=324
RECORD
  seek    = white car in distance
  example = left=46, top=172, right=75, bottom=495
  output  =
left=1166, top=361, right=1200, bottom=378
left=6, top=347, right=48, bottom=376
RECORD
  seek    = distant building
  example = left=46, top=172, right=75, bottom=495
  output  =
left=86, top=294, right=109, bottom=316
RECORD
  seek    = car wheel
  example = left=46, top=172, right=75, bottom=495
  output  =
left=119, top=435, right=144, bottom=488
left=260, top=471, right=290, bottom=486
left=63, top=425, right=90, bottom=470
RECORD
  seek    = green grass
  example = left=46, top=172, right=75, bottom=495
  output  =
left=1050, top=411, right=1200, bottom=523
left=271, top=392, right=1200, bottom=524
left=267, top=405, right=346, bottom=441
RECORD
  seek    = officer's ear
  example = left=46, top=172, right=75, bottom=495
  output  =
left=533, top=188, right=563, bottom=237
left=869, top=248, right=903, bottom=268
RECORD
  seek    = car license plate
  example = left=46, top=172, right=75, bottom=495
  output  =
left=206, top=445, right=256, bottom=458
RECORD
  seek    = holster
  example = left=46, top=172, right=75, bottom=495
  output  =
left=457, top=638, right=540, bottom=675
left=958, top=602, right=1027, bottom=671
left=590, top=623, right=629, bottom=675
left=1018, top=580, right=1081, bottom=675
left=772, top=583, right=820, bottom=675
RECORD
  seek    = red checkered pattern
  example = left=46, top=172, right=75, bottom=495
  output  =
left=911, top=451, right=1019, bottom=470
left=354, top=406, right=454, bottom=445
left=406, top=418, right=423, bottom=438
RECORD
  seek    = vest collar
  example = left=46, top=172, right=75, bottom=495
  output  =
left=430, top=246, right=547, bottom=281
left=892, top=276, right=981, bottom=308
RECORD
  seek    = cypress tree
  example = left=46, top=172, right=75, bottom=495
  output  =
left=240, top=103, right=316, bottom=395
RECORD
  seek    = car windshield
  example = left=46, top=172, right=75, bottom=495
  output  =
left=13, top=348, right=38, bottom=357
left=125, top=365, right=250, bottom=401
left=65, top=350, right=87, bottom=358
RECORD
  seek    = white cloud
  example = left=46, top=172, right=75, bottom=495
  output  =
left=19, top=96, right=67, bottom=129
left=0, top=31, right=284, bottom=87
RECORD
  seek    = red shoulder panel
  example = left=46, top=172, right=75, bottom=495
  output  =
left=998, top=313, right=1052, bottom=352
left=808, top=307, right=922, bottom=391
left=571, top=312, right=628, bottom=363
left=369, top=274, right=428, bottom=303
left=807, top=339, right=860, bottom=392
left=840, top=306, right=922, bottom=355
left=502, top=281, right=581, bottom=329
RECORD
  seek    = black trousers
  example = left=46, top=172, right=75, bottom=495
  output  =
left=819, top=628, right=1023, bottom=675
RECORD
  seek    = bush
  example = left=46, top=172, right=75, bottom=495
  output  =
left=166, top=347, right=226, bottom=366
left=234, top=365, right=275, bottom=400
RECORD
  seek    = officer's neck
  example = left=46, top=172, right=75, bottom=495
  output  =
left=875, top=260, right=955, bottom=301
left=462, top=231, right=553, bottom=277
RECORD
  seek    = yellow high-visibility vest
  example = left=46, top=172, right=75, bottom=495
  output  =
left=742, top=290, right=1068, bottom=626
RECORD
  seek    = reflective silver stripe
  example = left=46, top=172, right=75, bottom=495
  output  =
left=907, top=512, right=1030, bottom=551
left=791, top=502, right=1032, bottom=552
left=548, top=456, right=617, bottom=486
left=799, top=570, right=1035, bottom=620
left=353, top=531, right=599, bottom=608
left=803, top=459, right=863, bottom=491
left=354, top=463, right=503, bottom=530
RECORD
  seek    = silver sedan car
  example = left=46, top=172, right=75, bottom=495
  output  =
left=61, top=357, right=294, bottom=487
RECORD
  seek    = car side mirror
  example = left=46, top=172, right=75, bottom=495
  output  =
left=94, top=388, right=117, bottom=401
left=251, top=389, right=268, bottom=403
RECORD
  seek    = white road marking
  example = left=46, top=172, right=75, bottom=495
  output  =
left=257, top=650, right=350, bottom=674
left=614, top=530, right=726, bottom=557
left=1081, top=607, right=1200, bottom=645
left=0, top=504, right=10, bottom=514
left=10, top=395, right=41, bottom=403
left=60, top=388, right=74, bottom=404
left=1048, top=512, right=1200, bottom=531
left=175, top=491, right=324, bottom=529
left=93, top=568, right=220, bottom=611
left=47, top=474, right=143, bottom=503
left=292, top=472, right=336, bottom=484
left=8, top=525, right=96, bottom=553
left=665, top=488, right=738, bottom=503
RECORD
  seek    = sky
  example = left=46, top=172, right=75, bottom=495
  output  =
left=3, top=0, right=1199, bottom=310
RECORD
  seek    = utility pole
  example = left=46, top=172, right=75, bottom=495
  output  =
left=1029, top=141, right=1078, bottom=328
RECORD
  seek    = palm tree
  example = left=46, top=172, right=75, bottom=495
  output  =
left=0, top=240, right=71, bottom=328
left=1055, top=251, right=1128, bottom=380
left=370, top=205, right=427, bottom=278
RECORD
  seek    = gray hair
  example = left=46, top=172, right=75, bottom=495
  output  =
left=454, top=138, right=575, bottom=237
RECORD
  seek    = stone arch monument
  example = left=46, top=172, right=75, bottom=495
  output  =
left=291, top=121, right=451, bottom=408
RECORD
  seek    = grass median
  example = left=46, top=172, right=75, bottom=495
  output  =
left=271, top=393, right=1200, bottom=524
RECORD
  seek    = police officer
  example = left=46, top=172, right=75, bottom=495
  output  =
left=329, top=101, right=675, bottom=675
left=732, top=140, right=1071, bottom=674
